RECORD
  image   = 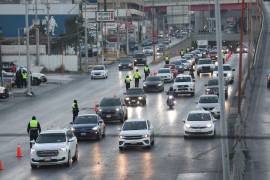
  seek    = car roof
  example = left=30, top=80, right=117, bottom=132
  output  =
left=188, top=110, right=210, bottom=115
left=125, top=118, right=147, bottom=122
left=40, top=129, right=68, bottom=134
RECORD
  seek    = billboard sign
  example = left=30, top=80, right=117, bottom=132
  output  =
left=96, top=11, right=115, bottom=22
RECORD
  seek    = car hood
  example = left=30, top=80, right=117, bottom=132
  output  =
left=33, top=142, right=67, bottom=150
left=99, top=106, right=120, bottom=110
left=92, top=70, right=105, bottom=73
left=125, top=94, right=144, bottom=98
left=120, top=130, right=149, bottom=136
left=198, top=103, right=219, bottom=109
left=72, top=124, right=97, bottom=129
left=185, top=121, right=213, bottom=127
left=144, top=81, right=162, bottom=85
left=173, top=82, right=193, bottom=86
left=157, top=73, right=171, bottom=76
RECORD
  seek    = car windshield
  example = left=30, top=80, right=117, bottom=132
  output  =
left=93, top=66, right=104, bottom=70
left=207, top=79, right=219, bottom=86
left=198, top=60, right=212, bottom=64
left=135, top=54, right=146, bottom=58
left=164, top=65, right=175, bottom=69
left=158, top=69, right=170, bottom=73
left=187, top=113, right=211, bottom=121
left=183, top=55, right=192, bottom=58
left=146, top=76, right=161, bottom=81
left=175, top=76, right=191, bottom=82
left=100, top=98, right=121, bottom=106
left=122, top=121, right=147, bottom=131
left=120, top=59, right=131, bottom=63
left=126, top=88, right=144, bottom=95
left=74, top=115, right=98, bottom=124
left=199, top=96, right=218, bottom=103
left=36, top=133, right=66, bottom=143
left=144, top=47, right=152, bottom=50
left=214, top=66, right=232, bottom=71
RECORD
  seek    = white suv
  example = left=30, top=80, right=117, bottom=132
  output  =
left=173, top=74, right=195, bottom=97
left=196, top=58, right=215, bottom=76
left=30, top=129, right=78, bottom=168
left=156, top=68, right=173, bottom=83
left=90, top=65, right=108, bottom=79
left=213, top=64, right=235, bottom=84
left=119, top=119, right=154, bottom=150
left=197, top=95, right=220, bottom=119
left=183, top=110, right=216, bottom=137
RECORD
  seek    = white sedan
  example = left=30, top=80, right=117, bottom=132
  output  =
left=183, top=110, right=216, bottom=137
left=90, top=65, right=108, bottom=79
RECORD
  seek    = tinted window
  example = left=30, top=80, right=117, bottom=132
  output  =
left=187, top=113, right=211, bottom=121
left=93, top=66, right=104, bottom=70
left=214, top=66, right=232, bottom=71
left=207, top=79, right=218, bottom=86
left=74, top=115, right=98, bottom=124
left=158, top=69, right=170, bottom=73
left=198, top=60, right=212, bottom=64
left=175, top=76, right=191, bottom=82
left=146, top=76, right=162, bottom=81
left=100, top=98, right=121, bottom=106
left=36, top=133, right=66, bottom=143
left=199, top=96, right=218, bottom=103
left=122, top=121, right=147, bottom=131
left=126, top=88, right=144, bottom=95
left=135, top=54, right=146, bottom=58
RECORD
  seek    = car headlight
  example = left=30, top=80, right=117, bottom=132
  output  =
left=118, top=64, right=121, bottom=67
left=59, top=147, right=67, bottom=152
left=206, top=123, right=212, bottom=128
left=143, top=84, right=147, bottom=87
left=213, top=73, right=218, bottom=77
left=169, top=95, right=173, bottom=99
left=227, top=73, right=232, bottom=77
left=213, top=106, right=220, bottom=112
left=119, top=135, right=124, bottom=139
left=138, top=97, right=143, bottom=100
left=116, top=108, right=120, bottom=111
left=236, top=48, right=240, bottom=52
left=125, top=97, right=130, bottom=100
left=129, top=63, right=133, bottom=66
left=185, top=123, right=191, bottom=128
left=206, top=88, right=211, bottom=92
left=157, top=83, right=162, bottom=86
left=71, top=127, right=75, bottom=131
left=92, top=126, right=99, bottom=130
left=31, top=148, right=36, bottom=155
left=144, top=134, right=150, bottom=138
left=134, top=59, right=137, bottom=62
left=98, top=109, right=102, bottom=112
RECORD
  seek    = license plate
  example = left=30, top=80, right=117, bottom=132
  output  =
left=44, top=158, right=51, bottom=161
left=131, top=100, right=136, bottom=102
left=106, top=114, right=111, bottom=118
left=81, top=133, right=86, bottom=136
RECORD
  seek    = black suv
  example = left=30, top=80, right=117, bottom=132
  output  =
left=118, top=57, right=134, bottom=70
left=133, top=53, right=147, bottom=66
left=124, top=88, right=146, bottom=106
left=97, top=97, right=128, bottom=123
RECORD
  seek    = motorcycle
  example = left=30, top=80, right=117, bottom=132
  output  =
left=166, top=95, right=176, bottom=109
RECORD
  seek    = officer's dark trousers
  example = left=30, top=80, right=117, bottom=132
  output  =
left=135, top=79, right=139, bottom=87
left=126, top=83, right=130, bottom=90
left=144, top=73, right=149, bottom=80
left=29, top=130, right=39, bottom=148
left=73, top=112, right=78, bottom=122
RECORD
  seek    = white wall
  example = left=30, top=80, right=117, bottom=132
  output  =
left=2, top=45, right=46, bottom=55
left=2, top=55, right=78, bottom=72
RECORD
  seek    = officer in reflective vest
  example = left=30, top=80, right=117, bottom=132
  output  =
left=144, top=65, right=150, bottom=80
left=21, top=70, right=28, bottom=88
left=27, top=116, right=41, bottom=148
left=125, top=75, right=132, bottom=90
left=133, top=69, right=141, bottom=88
left=72, top=100, right=79, bottom=122
left=165, top=56, right=170, bottom=65
left=180, top=49, right=185, bottom=56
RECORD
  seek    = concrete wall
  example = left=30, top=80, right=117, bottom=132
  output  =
left=1, top=45, right=46, bottom=55
left=2, top=55, right=78, bottom=72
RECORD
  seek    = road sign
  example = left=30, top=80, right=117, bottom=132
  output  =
left=96, top=11, right=115, bottom=22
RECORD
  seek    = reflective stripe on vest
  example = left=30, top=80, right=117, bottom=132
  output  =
left=30, top=120, right=38, bottom=128
left=22, top=73, right=27, bottom=79
left=133, top=72, right=140, bottom=79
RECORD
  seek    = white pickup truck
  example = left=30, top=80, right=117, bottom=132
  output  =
left=173, top=74, right=195, bottom=97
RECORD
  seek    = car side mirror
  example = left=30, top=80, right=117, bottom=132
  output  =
left=68, top=138, right=75, bottom=142
left=232, top=69, right=236, bottom=71
left=99, top=120, right=103, bottom=124
left=70, top=122, right=73, bottom=125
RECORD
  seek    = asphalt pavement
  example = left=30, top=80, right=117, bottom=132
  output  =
left=0, top=41, right=246, bottom=180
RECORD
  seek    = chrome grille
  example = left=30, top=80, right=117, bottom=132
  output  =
left=37, top=150, right=59, bottom=157
left=123, top=135, right=144, bottom=140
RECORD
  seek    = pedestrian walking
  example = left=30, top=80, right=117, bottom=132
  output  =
left=27, top=116, right=41, bottom=148
left=144, top=65, right=150, bottom=80
left=72, top=100, right=79, bottom=122
left=133, top=69, right=141, bottom=88
left=124, top=75, right=132, bottom=90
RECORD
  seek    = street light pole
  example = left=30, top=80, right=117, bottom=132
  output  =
left=125, top=1, right=129, bottom=55
left=25, top=0, right=32, bottom=96
left=84, top=1, right=89, bottom=67
left=46, top=0, right=50, bottom=56
left=35, top=0, right=39, bottom=66
left=214, top=0, right=230, bottom=179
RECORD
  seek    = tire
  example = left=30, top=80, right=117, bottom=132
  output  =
left=151, top=138, right=155, bottom=146
left=119, top=146, right=124, bottom=151
left=72, top=146, right=78, bottom=162
left=142, top=100, right=146, bottom=106
left=96, top=131, right=102, bottom=140
left=65, top=152, right=72, bottom=167
left=31, top=164, right=38, bottom=169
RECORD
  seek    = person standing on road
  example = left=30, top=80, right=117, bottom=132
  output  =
left=180, top=49, right=185, bottom=56
left=133, top=69, right=141, bottom=88
left=125, top=75, right=132, bottom=90
left=72, top=100, right=79, bottom=122
left=21, top=70, right=28, bottom=88
left=164, top=55, right=170, bottom=65
left=144, top=65, right=150, bottom=80
left=27, top=116, right=41, bottom=148
left=15, top=70, right=21, bottom=88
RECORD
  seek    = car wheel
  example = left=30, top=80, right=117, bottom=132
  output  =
left=119, top=146, right=124, bottom=151
left=72, top=145, right=78, bottom=162
left=65, top=152, right=72, bottom=167
left=96, top=132, right=102, bottom=140
left=31, top=164, right=38, bottom=169
left=151, top=138, right=155, bottom=146
left=142, top=100, right=146, bottom=106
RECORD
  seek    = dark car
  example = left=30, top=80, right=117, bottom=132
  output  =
left=124, top=88, right=146, bottom=106
left=97, top=97, right=128, bottom=123
left=2, top=62, right=16, bottom=73
left=209, top=50, right=218, bottom=61
left=143, top=76, right=164, bottom=92
left=71, top=114, right=105, bottom=140
left=170, top=61, right=185, bottom=74
left=205, top=78, right=228, bottom=99
left=133, top=53, right=147, bottom=66
left=118, top=57, right=134, bottom=70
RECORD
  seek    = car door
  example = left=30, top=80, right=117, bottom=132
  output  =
left=147, top=120, right=154, bottom=140
left=67, top=130, right=77, bottom=156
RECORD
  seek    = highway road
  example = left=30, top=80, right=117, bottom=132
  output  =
left=0, top=44, right=246, bottom=180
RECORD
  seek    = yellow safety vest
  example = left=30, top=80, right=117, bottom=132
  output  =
left=125, top=77, right=131, bottom=83
left=144, top=67, right=150, bottom=73
left=29, top=120, right=38, bottom=128
left=133, top=72, right=141, bottom=79
left=22, top=72, right=27, bottom=79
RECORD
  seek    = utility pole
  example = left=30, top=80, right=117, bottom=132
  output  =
left=238, top=0, right=245, bottom=113
left=25, top=0, right=32, bottom=96
left=84, top=1, right=89, bottom=67
left=0, top=45, right=3, bottom=87
left=152, top=0, right=156, bottom=62
left=214, top=0, right=230, bottom=179
left=46, top=0, right=50, bottom=56
left=18, top=28, right=21, bottom=61
left=116, top=0, right=120, bottom=58
left=125, top=1, right=129, bottom=55
left=34, top=0, right=39, bottom=66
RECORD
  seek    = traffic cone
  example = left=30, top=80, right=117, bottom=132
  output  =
left=0, top=160, right=4, bottom=170
left=16, top=144, right=23, bottom=158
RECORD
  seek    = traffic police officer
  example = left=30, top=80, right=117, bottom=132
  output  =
left=27, top=116, right=41, bottom=148
left=72, top=100, right=79, bottom=122
left=165, top=56, right=170, bottom=65
left=144, top=65, right=150, bottom=80
left=21, top=70, right=28, bottom=88
left=133, top=69, right=141, bottom=88
left=125, top=75, right=132, bottom=90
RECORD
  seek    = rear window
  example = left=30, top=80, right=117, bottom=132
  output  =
left=214, top=66, right=232, bottom=71
left=199, top=96, right=218, bottom=103
left=36, top=133, right=66, bottom=143
left=175, top=76, right=191, bottom=82
left=146, top=76, right=162, bottom=81
left=158, top=69, right=170, bottom=73
left=74, top=115, right=98, bottom=124
left=207, top=79, right=219, bottom=86
left=100, top=98, right=121, bottom=106
left=93, top=66, right=104, bottom=70
left=198, top=59, right=212, bottom=64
